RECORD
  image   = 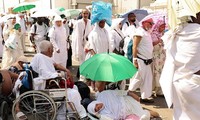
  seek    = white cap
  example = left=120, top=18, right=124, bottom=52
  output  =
left=53, top=15, right=63, bottom=22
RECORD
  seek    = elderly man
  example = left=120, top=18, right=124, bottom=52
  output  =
left=128, top=18, right=154, bottom=103
left=160, top=11, right=200, bottom=120
left=30, top=17, right=48, bottom=52
left=72, top=9, right=93, bottom=64
left=30, top=40, right=71, bottom=88
left=48, top=15, right=68, bottom=68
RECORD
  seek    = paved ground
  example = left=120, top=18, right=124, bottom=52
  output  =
left=0, top=38, right=173, bottom=120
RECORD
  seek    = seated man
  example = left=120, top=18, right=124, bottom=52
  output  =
left=31, top=40, right=87, bottom=119
left=30, top=40, right=72, bottom=90
left=87, top=90, right=159, bottom=120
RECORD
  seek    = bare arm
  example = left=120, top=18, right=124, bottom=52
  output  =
left=53, top=63, right=72, bottom=78
left=127, top=91, right=140, bottom=102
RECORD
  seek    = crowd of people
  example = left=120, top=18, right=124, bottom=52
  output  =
left=0, top=0, right=200, bottom=119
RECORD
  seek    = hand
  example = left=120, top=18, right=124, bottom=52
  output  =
left=57, top=49, right=60, bottom=53
left=134, top=60, right=139, bottom=69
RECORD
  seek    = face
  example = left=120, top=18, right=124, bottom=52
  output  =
left=19, top=15, right=24, bottom=19
left=82, top=10, right=89, bottom=20
left=95, top=103, right=104, bottom=112
left=48, top=45, right=54, bottom=57
left=128, top=13, right=136, bottom=23
left=143, top=20, right=154, bottom=31
left=158, top=24, right=165, bottom=33
left=55, top=21, right=62, bottom=27
left=12, top=18, right=16, bottom=25
left=99, top=20, right=106, bottom=28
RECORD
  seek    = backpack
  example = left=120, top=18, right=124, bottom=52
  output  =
left=127, top=39, right=133, bottom=62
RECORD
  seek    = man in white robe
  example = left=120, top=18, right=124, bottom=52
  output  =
left=16, top=13, right=26, bottom=52
left=128, top=18, right=154, bottom=102
left=122, top=13, right=137, bottom=36
left=88, top=20, right=110, bottom=55
left=30, top=17, right=48, bottom=52
left=72, top=9, right=93, bottom=64
left=160, top=12, right=200, bottom=120
left=48, top=15, right=68, bottom=67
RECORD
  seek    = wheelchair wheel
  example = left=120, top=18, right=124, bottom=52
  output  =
left=0, top=101, right=8, bottom=120
left=12, top=90, right=56, bottom=120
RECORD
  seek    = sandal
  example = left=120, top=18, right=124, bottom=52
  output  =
left=16, top=111, right=27, bottom=120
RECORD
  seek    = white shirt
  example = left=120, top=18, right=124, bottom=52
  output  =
left=30, top=23, right=48, bottom=42
left=135, top=27, right=153, bottom=59
left=31, top=53, right=58, bottom=79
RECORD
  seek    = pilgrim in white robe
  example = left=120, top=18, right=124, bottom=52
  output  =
left=48, top=23, right=68, bottom=67
left=2, top=20, right=23, bottom=69
left=72, top=19, right=92, bottom=64
left=109, top=18, right=125, bottom=52
left=160, top=23, right=200, bottom=120
left=88, top=90, right=150, bottom=120
left=88, top=23, right=110, bottom=54
left=30, top=23, right=48, bottom=52
left=17, top=16, right=26, bottom=51
left=30, top=53, right=59, bottom=90
left=128, top=27, right=153, bottom=99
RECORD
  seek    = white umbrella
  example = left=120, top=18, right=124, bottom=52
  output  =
left=31, top=9, right=59, bottom=17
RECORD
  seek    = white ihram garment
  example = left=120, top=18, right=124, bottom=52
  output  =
left=128, top=27, right=153, bottom=99
left=72, top=19, right=92, bottom=64
left=30, top=53, right=58, bottom=90
left=30, top=23, right=48, bottom=52
left=160, top=23, right=200, bottom=120
left=88, top=23, right=109, bottom=54
left=49, top=25, right=68, bottom=67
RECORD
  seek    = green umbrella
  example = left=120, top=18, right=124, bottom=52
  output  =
left=13, top=2, right=36, bottom=12
left=63, top=9, right=81, bottom=18
left=58, top=7, right=65, bottom=12
left=80, top=53, right=137, bottom=82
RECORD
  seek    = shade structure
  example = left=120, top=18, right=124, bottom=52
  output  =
left=80, top=53, right=137, bottom=82
left=13, top=2, right=36, bottom=12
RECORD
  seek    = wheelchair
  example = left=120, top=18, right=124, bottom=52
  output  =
left=0, top=99, right=8, bottom=120
left=11, top=64, right=80, bottom=120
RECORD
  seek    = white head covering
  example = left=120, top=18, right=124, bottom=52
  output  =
left=111, top=18, right=124, bottom=30
left=87, top=101, right=104, bottom=115
left=53, top=15, right=63, bottom=22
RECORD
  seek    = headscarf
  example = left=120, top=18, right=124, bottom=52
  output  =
left=111, top=18, right=124, bottom=38
left=87, top=101, right=104, bottom=116
left=151, top=20, right=165, bottom=42
left=138, top=17, right=154, bottom=27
